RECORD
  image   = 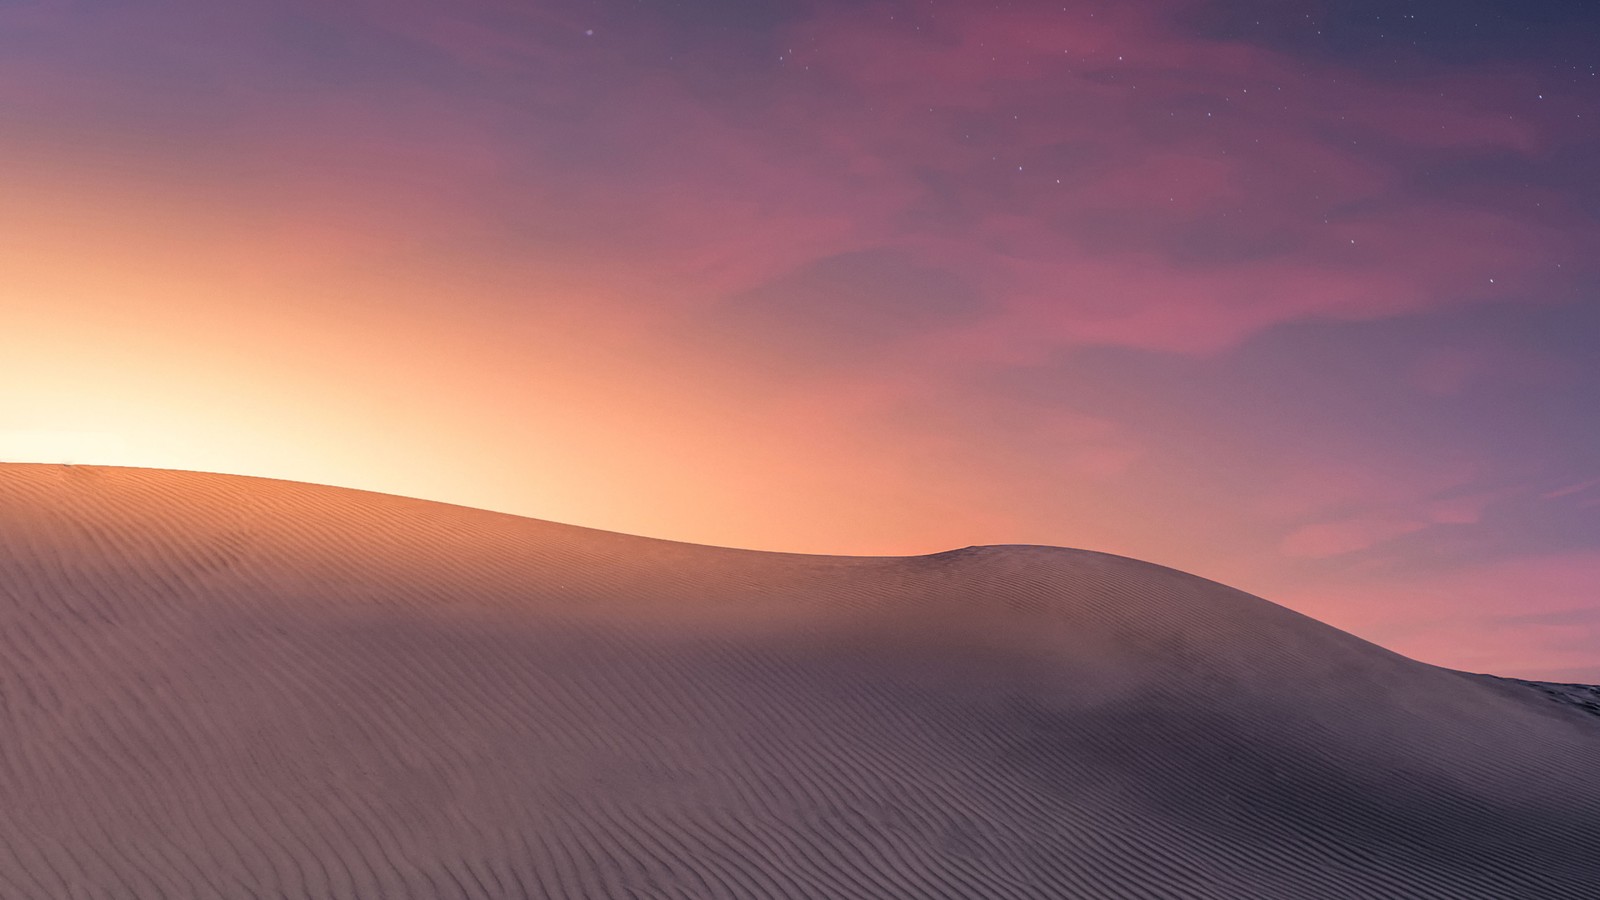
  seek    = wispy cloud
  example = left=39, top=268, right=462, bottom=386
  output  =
left=1543, top=477, right=1600, bottom=501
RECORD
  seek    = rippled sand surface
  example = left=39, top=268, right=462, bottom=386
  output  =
left=2, top=464, right=1596, bottom=899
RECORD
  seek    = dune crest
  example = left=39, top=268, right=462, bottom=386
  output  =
left=1, top=464, right=1596, bottom=899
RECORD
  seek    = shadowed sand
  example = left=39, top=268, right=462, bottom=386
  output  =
left=1, top=464, right=1596, bottom=899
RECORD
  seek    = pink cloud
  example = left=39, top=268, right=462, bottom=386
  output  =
left=1272, top=553, right=1600, bottom=678
left=9, top=0, right=1591, bottom=360
left=1280, top=516, right=1431, bottom=559
left=771, top=2, right=1587, bottom=354
left=1256, top=459, right=1511, bottom=558
left=1544, top=477, right=1600, bottom=501
left=1251, top=458, right=1486, bottom=522
left=346, top=1, right=1530, bottom=364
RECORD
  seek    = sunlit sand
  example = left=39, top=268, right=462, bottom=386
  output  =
left=1, top=464, right=1595, bottom=898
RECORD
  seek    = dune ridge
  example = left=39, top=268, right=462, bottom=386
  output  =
left=1, top=463, right=1596, bottom=899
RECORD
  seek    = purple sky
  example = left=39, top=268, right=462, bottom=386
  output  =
left=3, top=0, right=1599, bottom=680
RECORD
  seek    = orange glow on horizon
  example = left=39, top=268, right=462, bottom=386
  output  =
left=5, top=0, right=1599, bottom=685
left=1, top=156, right=1038, bottom=558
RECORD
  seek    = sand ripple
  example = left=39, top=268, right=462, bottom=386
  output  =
left=1, top=464, right=1596, bottom=899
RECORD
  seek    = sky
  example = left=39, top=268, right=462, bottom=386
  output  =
left=3, top=0, right=1598, bottom=681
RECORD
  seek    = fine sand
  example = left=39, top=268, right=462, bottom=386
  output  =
left=1, top=463, right=1596, bottom=899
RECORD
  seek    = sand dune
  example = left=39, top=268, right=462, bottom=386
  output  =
left=0, top=464, right=1596, bottom=899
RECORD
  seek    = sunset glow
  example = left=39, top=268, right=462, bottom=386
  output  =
left=4, top=0, right=1599, bottom=681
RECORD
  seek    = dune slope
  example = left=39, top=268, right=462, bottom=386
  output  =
left=1, top=464, right=1596, bottom=899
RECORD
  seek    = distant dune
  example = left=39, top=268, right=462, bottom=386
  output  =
left=1, top=464, right=1596, bottom=899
